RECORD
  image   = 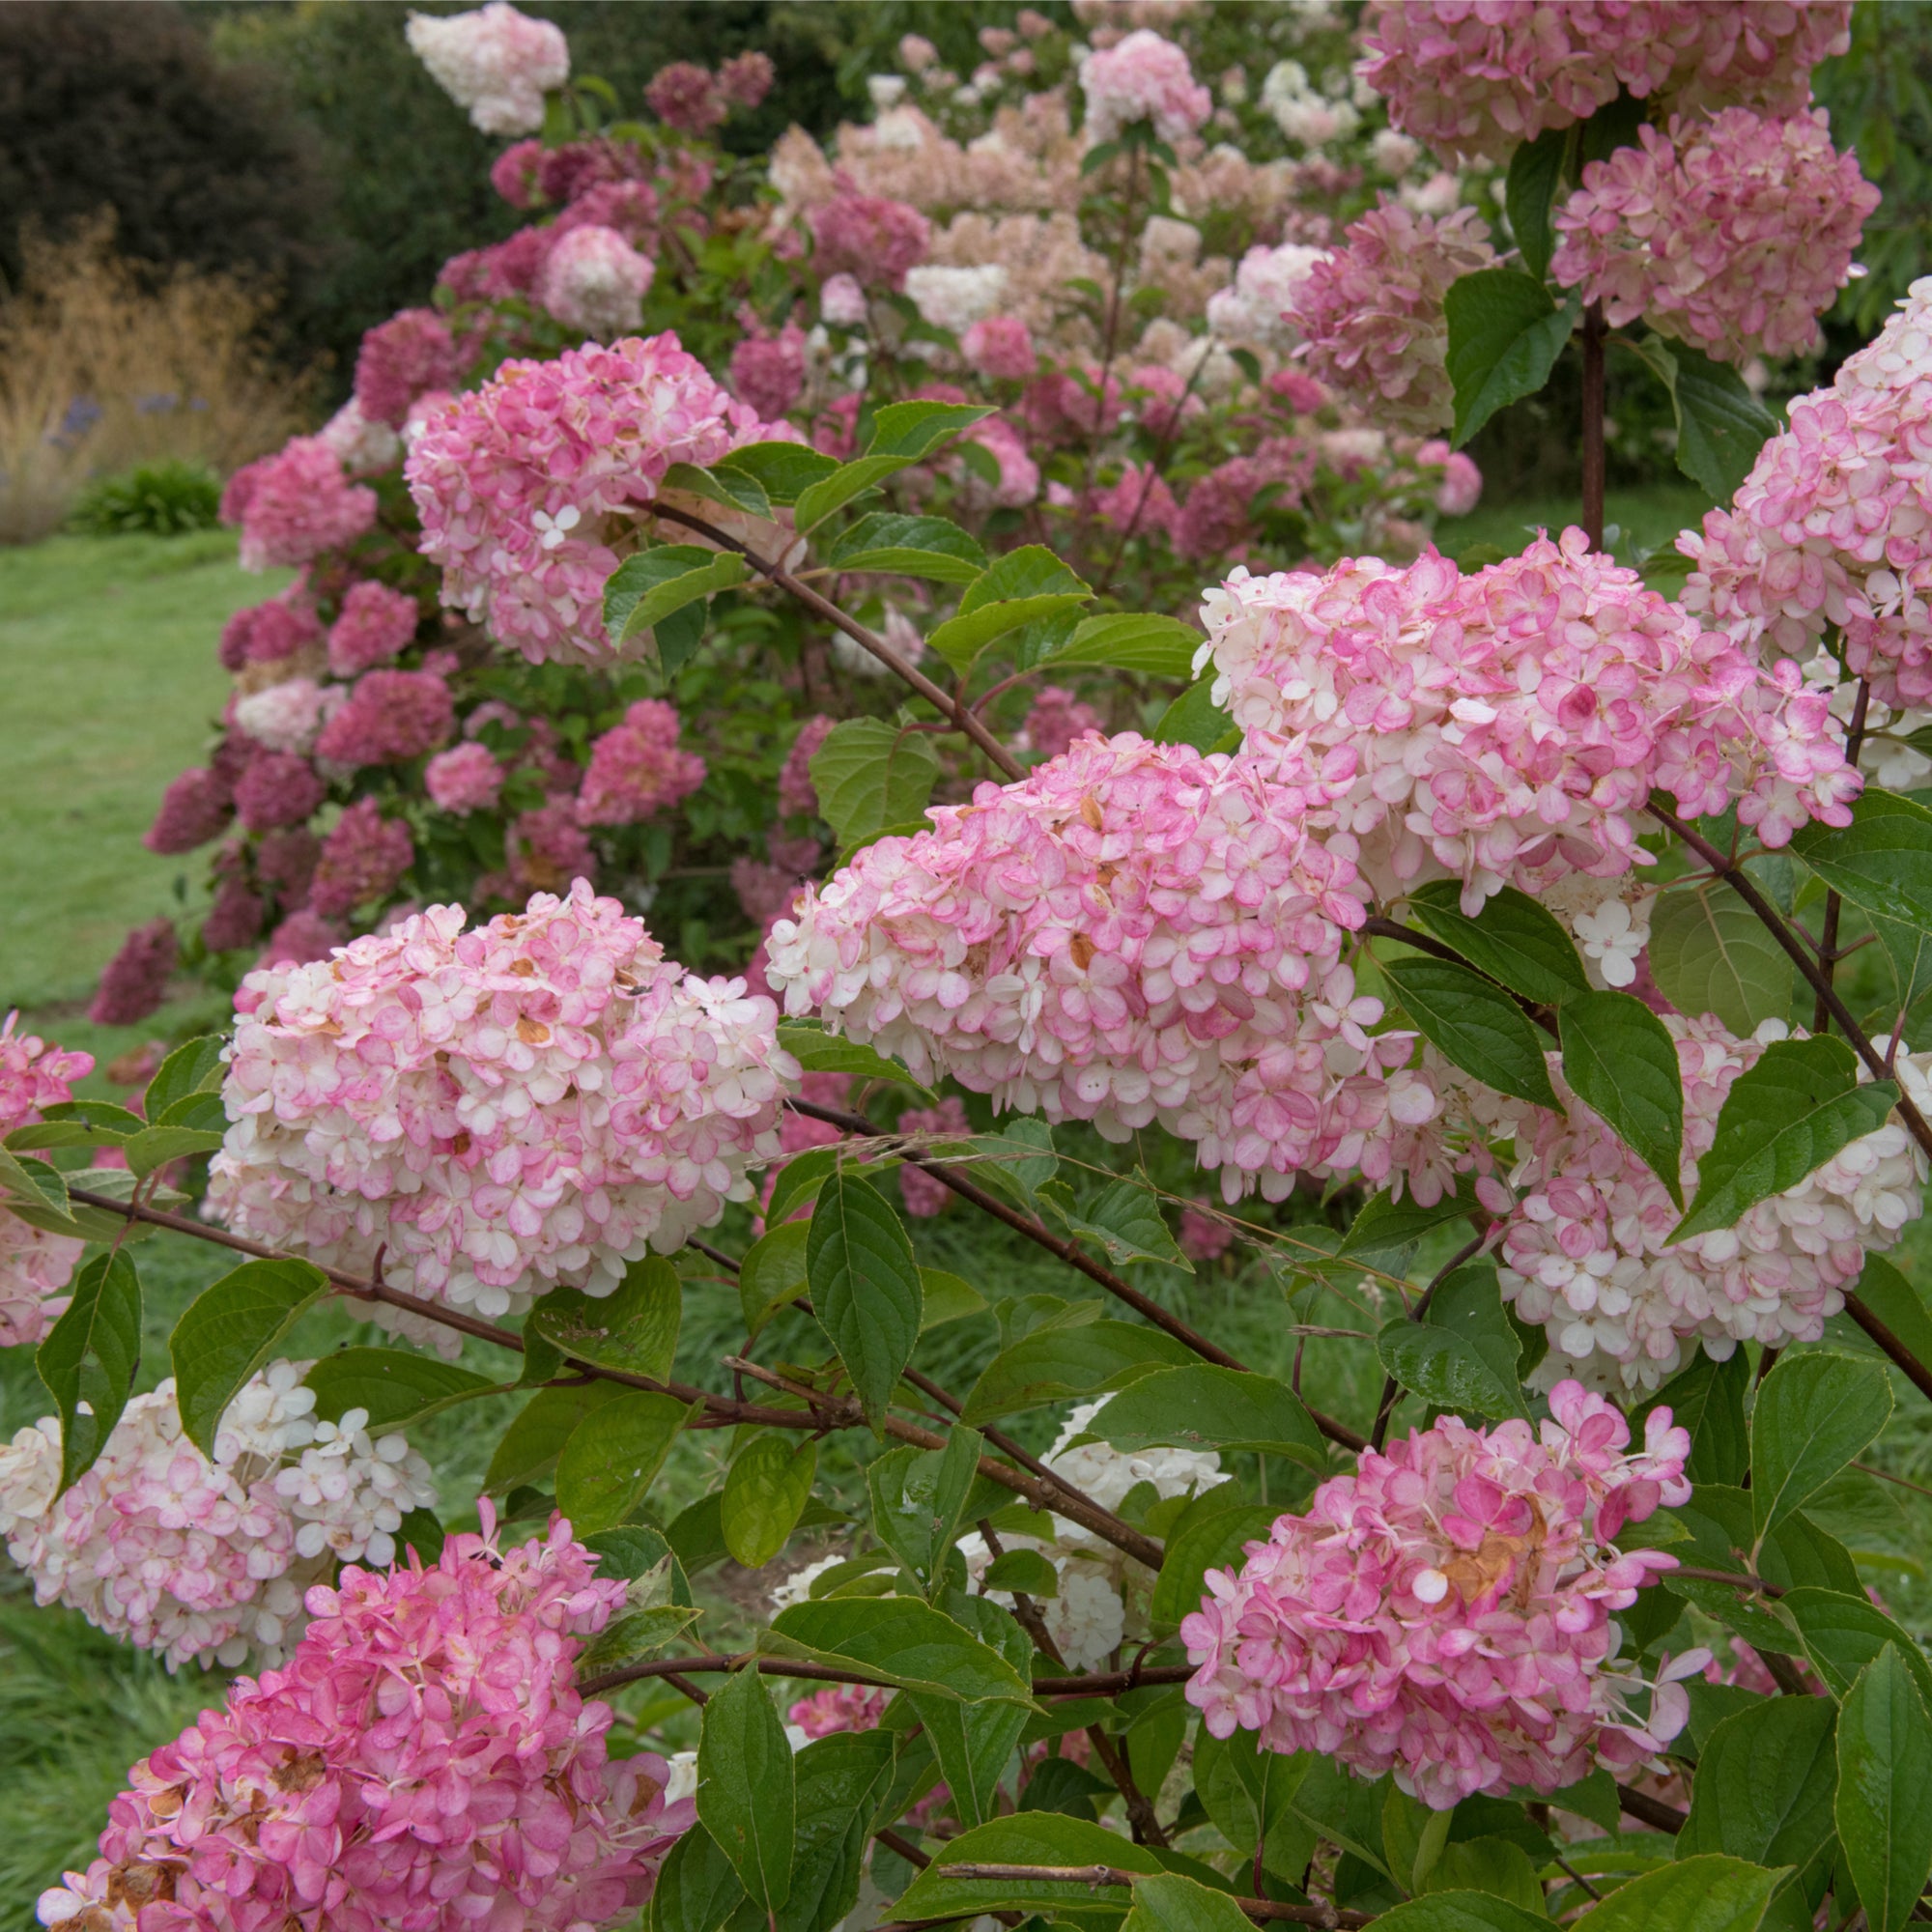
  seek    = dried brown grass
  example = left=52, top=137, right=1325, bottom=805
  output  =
left=0, top=214, right=316, bottom=544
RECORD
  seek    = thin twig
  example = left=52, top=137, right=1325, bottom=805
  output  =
left=576, top=1650, right=1194, bottom=1700
left=1814, top=676, right=1872, bottom=1034
left=1616, top=1784, right=1687, bottom=1834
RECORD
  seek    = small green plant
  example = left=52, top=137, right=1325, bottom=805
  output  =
left=68, top=459, right=221, bottom=536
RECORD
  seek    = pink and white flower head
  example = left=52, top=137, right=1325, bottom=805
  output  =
left=1079, top=29, right=1211, bottom=144
left=819, top=273, right=869, bottom=328
left=961, top=315, right=1037, bottom=381
left=576, top=698, right=706, bottom=827
left=405, top=1, right=569, bottom=135
left=36, top=1508, right=693, bottom=1932
left=406, top=333, right=775, bottom=666
left=1552, top=108, right=1877, bottom=367
left=1499, top=1014, right=1930, bottom=1391
left=1681, top=275, right=1932, bottom=712
left=1286, top=203, right=1496, bottom=437
left=0, top=1014, right=93, bottom=1347
left=354, top=308, right=465, bottom=431
left=207, top=882, right=797, bottom=1345
left=232, top=677, right=340, bottom=758
left=0, top=1360, right=435, bottom=1671
left=221, top=437, right=379, bottom=573
left=316, top=398, right=401, bottom=478
left=1198, top=532, right=1861, bottom=913
left=1205, top=242, right=1328, bottom=354
left=425, top=742, right=506, bottom=815
left=766, top=731, right=1442, bottom=1205
left=1358, top=0, right=1852, bottom=164
left=537, top=225, right=656, bottom=340
left=327, top=579, right=420, bottom=680
left=1182, top=1388, right=1698, bottom=1809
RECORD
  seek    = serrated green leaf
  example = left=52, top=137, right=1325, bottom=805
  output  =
left=1559, top=990, right=1686, bottom=1206
left=1061, top=1175, right=1192, bottom=1273
left=484, top=1380, right=624, bottom=1494
left=764, top=1596, right=1034, bottom=1704
left=1369, top=1896, right=1550, bottom=1932
left=1625, top=333, right=1780, bottom=501
left=660, top=460, right=772, bottom=520
left=143, top=1036, right=226, bottom=1121
left=895, top=1813, right=1163, bottom=1921
left=1378, top=1268, right=1526, bottom=1424
left=1505, top=127, right=1567, bottom=284
left=1042, top=611, right=1202, bottom=677
left=697, top=1665, right=795, bottom=1913
left=926, top=547, right=1093, bottom=672
left=1849, top=1254, right=1932, bottom=1385
left=555, top=1390, right=694, bottom=1535
left=823, top=512, right=987, bottom=582
left=650, top=1824, right=748, bottom=1932
left=1790, top=787, right=1932, bottom=935
left=1577, top=1857, right=1786, bottom=1932
left=984, top=1547, right=1060, bottom=1596
left=529, top=1257, right=681, bottom=1381
left=118, top=1122, right=225, bottom=1177
left=1678, top=1695, right=1837, bottom=1875
left=38, top=1252, right=142, bottom=1492
left=169, top=1257, right=329, bottom=1460
left=1077, top=1363, right=1325, bottom=1467
left=738, top=1221, right=810, bottom=1338
left=1384, top=955, right=1557, bottom=1109
left=1445, top=269, right=1577, bottom=446
left=1785, top=1588, right=1932, bottom=1711
left=721, top=1432, right=817, bottom=1569
left=1674, top=1037, right=1897, bottom=1243
left=864, top=398, right=997, bottom=460
left=1405, top=881, right=1590, bottom=1006
left=867, top=1423, right=981, bottom=1597
left=1194, top=1725, right=1317, bottom=1879
left=1122, top=1873, right=1255, bottom=1932
left=961, top=1318, right=1195, bottom=1424
left=755, top=1730, right=896, bottom=1932
left=1153, top=675, right=1237, bottom=753
left=1751, top=1350, right=1892, bottom=1543
left=919, top=1266, right=985, bottom=1330
left=603, top=545, right=747, bottom=648
left=774, top=1019, right=933, bottom=1098
left=710, top=440, right=838, bottom=507
left=1338, top=1180, right=1483, bottom=1267
left=764, top=1144, right=839, bottom=1233
left=302, top=1348, right=497, bottom=1432
left=807, top=1170, right=922, bottom=1431
left=807, top=718, right=938, bottom=849
left=1645, top=883, right=1795, bottom=1037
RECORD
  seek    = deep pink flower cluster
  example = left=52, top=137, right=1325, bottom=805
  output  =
left=354, top=310, right=464, bottom=431
left=234, top=751, right=327, bottom=836
left=896, top=1096, right=970, bottom=1217
left=315, top=668, right=456, bottom=770
left=1358, top=0, right=1853, bottom=163
left=1179, top=1203, right=1235, bottom=1264
left=145, top=767, right=234, bottom=855
left=1182, top=1386, right=1697, bottom=1809
left=208, top=882, right=796, bottom=1340
left=0, top=1013, right=93, bottom=1346
left=425, top=742, right=505, bottom=814
left=90, top=919, right=178, bottom=1028
left=779, top=715, right=837, bottom=819
left=577, top=699, right=707, bottom=827
left=509, top=801, right=596, bottom=895
left=1551, top=109, right=1876, bottom=365
left=787, top=1683, right=892, bottom=1739
left=220, top=591, right=323, bottom=672
left=809, top=196, right=932, bottom=292
left=1200, top=532, right=1861, bottom=913
left=1019, top=687, right=1102, bottom=761
left=203, top=874, right=266, bottom=953
left=37, top=1509, right=693, bottom=1932
left=220, top=439, right=379, bottom=574
left=307, top=800, right=414, bottom=920
left=1078, top=28, right=1212, bottom=144
left=1175, top=441, right=1316, bottom=561
left=536, top=226, right=655, bottom=339
left=405, top=1, right=569, bottom=136
left=731, top=324, right=808, bottom=420
left=1497, top=1014, right=1928, bottom=1390
left=327, top=580, right=421, bottom=680
left=1287, top=204, right=1496, bottom=437
left=644, top=61, right=727, bottom=134
left=555, top=180, right=660, bottom=246
left=1681, top=276, right=1932, bottom=711
left=767, top=732, right=1441, bottom=1204
left=962, top=316, right=1037, bottom=381
left=406, top=333, right=774, bottom=665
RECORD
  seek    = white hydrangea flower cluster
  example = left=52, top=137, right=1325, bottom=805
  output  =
left=405, top=2, right=568, bottom=136
left=0, top=1361, right=437, bottom=1670
left=1205, top=242, right=1330, bottom=353
left=903, top=264, right=1010, bottom=333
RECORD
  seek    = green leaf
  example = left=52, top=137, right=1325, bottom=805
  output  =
left=37, top=1098, right=145, bottom=1142
left=396, top=1507, right=444, bottom=1564
left=528, top=1257, right=681, bottom=1381
left=696, top=1665, right=795, bottom=1914
left=1384, top=956, right=1557, bottom=1109
left=1444, top=269, right=1577, bottom=447
left=763, top=1145, right=839, bottom=1233
left=865, top=398, right=998, bottom=460
left=895, top=1814, right=1163, bottom=1920
left=1195, top=1726, right=1318, bottom=1879
left=649, top=1825, right=748, bottom=1932
left=1151, top=1499, right=1276, bottom=1635
left=1674, top=1036, right=1897, bottom=1243
left=823, top=512, right=988, bottom=582
left=758, top=1730, right=896, bottom=1932
left=1043, top=611, right=1202, bottom=677
left=1153, top=676, right=1238, bottom=754
left=603, top=545, right=748, bottom=647
left=1122, top=1873, right=1255, bottom=1932
left=1558, top=990, right=1686, bottom=1207
left=808, top=718, right=938, bottom=849
left=807, top=1169, right=922, bottom=1432
left=738, top=1221, right=810, bottom=1337
left=1332, top=1895, right=1548, bottom=1932
left=1077, top=1364, right=1325, bottom=1468
left=1626, top=333, right=1780, bottom=501
left=764, top=1596, right=1035, bottom=1704
left=485, top=1380, right=624, bottom=1494
left=1405, top=881, right=1590, bottom=1006
left=169, top=1257, right=329, bottom=1461
left=37, top=1252, right=142, bottom=1492
left=926, top=547, right=1093, bottom=672
left=920, top=1266, right=986, bottom=1330
left=721, top=1432, right=817, bottom=1569
left=1645, top=884, right=1795, bottom=1037
left=1578, top=1857, right=1786, bottom=1932
left=580, top=1602, right=705, bottom=1675
left=1378, top=1264, right=1527, bottom=1423
left=961, top=1318, right=1196, bottom=1424
left=911, top=1597, right=1033, bottom=1827
left=1786, top=1588, right=1932, bottom=1712
left=1338, top=1181, right=1483, bottom=1269
left=1420, top=1840, right=1545, bottom=1914
left=660, top=460, right=773, bottom=521
left=1505, top=127, right=1568, bottom=284
left=1848, top=1254, right=1932, bottom=1391
left=709, top=440, right=838, bottom=507
left=302, top=1349, right=497, bottom=1432
left=867, top=1424, right=982, bottom=1596
left=1790, top=787, right=1932, bottom=928
left=774, top=1019, right=933, bottom=1098
left=118, top=1123, right=224, bottom=1177
left=1634, top=1346, right=1749, bottom=1487
left=984, top=1548, right=1060, bottom=1596
left=143, top=1035, right=226, bottom=1122
left=554, top=1390, right=693, bottom=1535
left=1061, top=1176, right=1192, bottom=1273
left=1678, top=1694, right=1838, bottom=1874
left=1751, top=1350, right=1892, bottom=1542
left=1832, top=1646, right=1924, bottom=1932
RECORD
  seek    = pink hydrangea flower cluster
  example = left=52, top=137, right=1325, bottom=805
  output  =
left=232, top=678, right=338, bottom=757
left=425, top=742, right=506, bottom=814
left=767, top=732, right=1441, bottom=1205
left=509, top=800, right=597, bottom=895
left=0, top=1360, right=436, bottom=1671
left=327, top=580, right=421, bottom=679
left=234, top=750, right=327, bottom=836
left=354, top=309, right=464, bottom=431
left=809, top=196, right=932, bottom=292
left=1182, top=1385, right=1697, bottom=1809
left=731, top=324, right=808, bottom=421
left=1681, top=275, right=1932, bottom=711
left=220, top=439, right=380, bottom=574
left=307, top=799, right=414, bottom=920
left=315, top=668, right=455, bottom=770
left=90, top=919, right=179, bottom=1028
left=405, top=1, right=569, bottom=136
left=1357, top=0, right=1853, bottom=164
left=0, top=1013, right=93, bottom=1346
left=895, top=1096, right=970, bottom=1217
left=1205, top=242, right=1329, bottom=353
left=1018, top=686, right=1102, bottom=761
left=146, top=767, right=236, bottom=855
left=220, top=589, right=323, bottom=672
left=1078, top=29, right=1212, bottom=144
left=576, top=699, right=707, bottom=826
left=537, top=226, right=656, bottom=339
left=1199, top=532, right=1861, bottom=913
left=1551, top=108, right=1877, bottom=366
left=207, top=882, right=797, bottom=1344
left=779, top=715, right=837, bottom=818
left=1497, top=1015, right=1930, bottom=1390
left=406, top=333, right=774, bottom=666
left=644, top=61, right=726, bottom=134
left=1286, top=204, right=1496, bottom=437
left=962, top=315, right=1037, bottom=381
left=36, top=1508, right=693, bottom=1932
